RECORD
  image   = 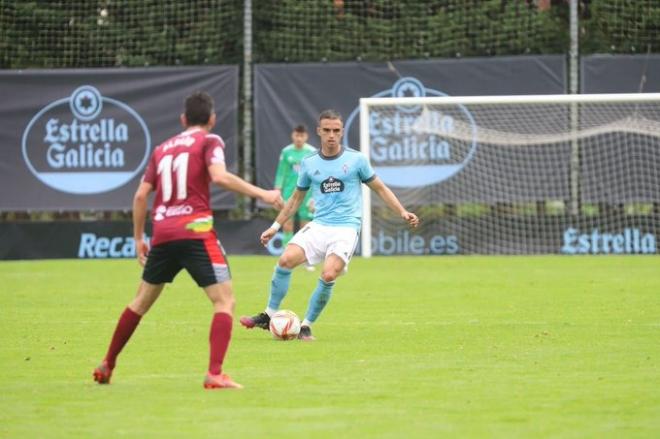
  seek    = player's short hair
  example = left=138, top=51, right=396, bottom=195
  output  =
left=184, top=92, right=214, bottom=126
left=292, top=125, right=307, bottom=134
left=318, top=109, right=343, bottom=123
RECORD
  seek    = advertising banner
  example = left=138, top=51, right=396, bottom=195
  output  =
left=254, top=55, right=566, bottom=192
left=1, top=215, right=656, bottom=260
left=0, top=66, right=239, bottom=211
left=0, top=219, right=273, bottom=260
left=368, top=216, right=657, bottom=256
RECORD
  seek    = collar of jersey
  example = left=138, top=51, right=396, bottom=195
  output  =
left=289, top=143, right=313, bottom=149
left=182, top=127, right=203, bottom=135
left=319, top=147, right=344, bottom=161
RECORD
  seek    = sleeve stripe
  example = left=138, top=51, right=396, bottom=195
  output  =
left=362, top=174, right=376, bottom=183
left=296, top=185, right=310, bottom=191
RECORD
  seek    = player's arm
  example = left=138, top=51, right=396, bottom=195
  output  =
left=260, top=188, right=307, bottom=246
left=209, top=163, right=283, bottom=209
left=132, top=181, right=153, bottom=266
left=367, top=176, right=419, bottom=228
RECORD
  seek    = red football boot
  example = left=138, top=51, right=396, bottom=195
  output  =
left=203, top=372, right=243, bottom=389
left=93, top=360, right=113, bottom=384
left=239, top=312, right=270, bottom=330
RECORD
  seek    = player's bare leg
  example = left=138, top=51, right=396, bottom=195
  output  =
left=203, top=281, right=242, bottom=389
left=240, top=244, right=307, bottom=330
left=299, top=254, right=345, bottom=341
left=94, top=281, right=164, bottom=384
left=299, top=220, right=316, bottom=272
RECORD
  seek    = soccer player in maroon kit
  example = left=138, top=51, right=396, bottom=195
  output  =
left=93, top=92, right=282, bottom=389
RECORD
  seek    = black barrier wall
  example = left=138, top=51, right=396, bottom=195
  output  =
left=582, top=54, right=660, bottom=94
left=0, top=66, right=239, bottom=211
left=579, top=55, right=660, bottom=205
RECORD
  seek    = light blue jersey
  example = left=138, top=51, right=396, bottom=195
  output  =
left=296, top=147, right=376, bottom=230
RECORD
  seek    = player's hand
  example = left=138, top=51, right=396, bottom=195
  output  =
left=262, top=189, right=284, bottom=210
left=307, top=198, right=315, bottom=213
left=401, top=211, right=419, bottom=228
left=135, top=238, right=149, bottom=266
left=260, top=227, right=277, bottom=246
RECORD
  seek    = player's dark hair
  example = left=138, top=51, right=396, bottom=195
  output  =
left=184, top=92, right=214, bottom=126
left=318, top=109, right=342, bottom=123
left=293, top=125, right=307, bottom=133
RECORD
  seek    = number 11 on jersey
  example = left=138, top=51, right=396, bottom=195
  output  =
left=157, top=153, right=189, bottom=202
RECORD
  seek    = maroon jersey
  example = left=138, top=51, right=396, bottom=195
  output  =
left=142, top=128, right=226, bottom=246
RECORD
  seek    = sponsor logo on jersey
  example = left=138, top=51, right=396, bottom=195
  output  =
left=185, top=216, right=214, bottom=233
left=22, top=85, right=151, bottom=194
left=154, top=204, right=194, bottom=221
left=343, top=77, right=478, bottom=188
left=320, top=176, right=344, bottom=194
left=561, top=228, right=656, bottom=254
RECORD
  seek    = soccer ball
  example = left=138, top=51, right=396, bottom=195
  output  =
left=269, top=310, right=301, bottom=340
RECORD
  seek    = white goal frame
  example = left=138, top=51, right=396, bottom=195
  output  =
left=359, top=92, right=660, bottom=258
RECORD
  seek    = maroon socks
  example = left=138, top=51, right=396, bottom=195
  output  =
left=104, top=307, right=142, bottom=369
left=208, top=312, right=233, bottom=375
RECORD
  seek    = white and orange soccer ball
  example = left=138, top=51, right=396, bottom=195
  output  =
left=269, top=310, right=301, bottom=340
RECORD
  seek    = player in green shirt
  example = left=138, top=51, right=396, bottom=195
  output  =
left=274, top=125, right=316, bottom=248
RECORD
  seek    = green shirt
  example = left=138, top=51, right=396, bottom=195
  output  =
left=274, top=143, right=316, bottom=200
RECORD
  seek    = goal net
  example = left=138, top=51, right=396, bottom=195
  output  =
left=359, top=94, right=660, bottom=256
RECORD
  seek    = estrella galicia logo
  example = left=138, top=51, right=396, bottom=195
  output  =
left=320, top=176, right=344, bottom=194
left=22, top=85, right=151, bottom=194
left=344, top=77, right=478, bottom=188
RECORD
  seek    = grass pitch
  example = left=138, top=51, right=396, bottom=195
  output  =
left=1, top=256, right=659, bottom=438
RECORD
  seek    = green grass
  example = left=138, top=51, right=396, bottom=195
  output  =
left=1, top=256, right=659, bottom=438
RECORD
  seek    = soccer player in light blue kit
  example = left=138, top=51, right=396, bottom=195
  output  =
left=241, top=110, right=419, bottom=340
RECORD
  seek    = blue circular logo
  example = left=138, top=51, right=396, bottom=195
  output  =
left=70, top=85, right=103, bottom=121
left=392, top=77, right=425, bottom=113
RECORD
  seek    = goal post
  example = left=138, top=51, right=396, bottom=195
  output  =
left=359, top=93, right=660, bottom=257
left=360, top=98, right=373, bottom=258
